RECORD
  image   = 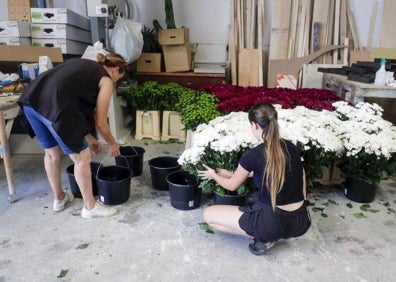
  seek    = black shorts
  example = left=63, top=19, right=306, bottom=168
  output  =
left=238, top=201, right=311, bottom=242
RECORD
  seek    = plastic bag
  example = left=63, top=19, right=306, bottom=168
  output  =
left=81, top=41, right=110, bottom=61
left=110, top=17, right=144, bottom=63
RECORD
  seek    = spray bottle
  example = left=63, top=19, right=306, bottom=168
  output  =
left=374, top=58, right=387, bottom=86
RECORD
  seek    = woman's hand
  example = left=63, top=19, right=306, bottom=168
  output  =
left=86, top=134, right=102, bottom=155
left=198, top=164, right=217, bottom=180
left=108, top=143, right=120, bottom=157
left=216, top=168, right=233, bottom=178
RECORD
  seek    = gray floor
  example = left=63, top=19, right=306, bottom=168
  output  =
left=1, top=138, right=396, bottom=281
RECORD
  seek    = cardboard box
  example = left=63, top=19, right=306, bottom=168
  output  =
left=162, top=45, right=191, bottom=72
left=32, top=38, right=89, bottom=55
left=158, top=28, right=189, bottom=45
left=31, top=23, right=91, bottom=43
left=0, top=21, right=31, bottom=37
left=0, top=37, right=31, bottom=46
left=137, top=53, right=162, bottom=72
left=0, top=45, right=63, bottom=73
left=7, top=0, right=31, bottom=22
left=30, top=8, right=90, bottom=31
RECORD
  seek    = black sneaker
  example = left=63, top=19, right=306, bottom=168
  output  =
left=248, top=240, right=276, bottom=255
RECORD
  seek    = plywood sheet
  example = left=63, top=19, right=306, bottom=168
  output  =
left=238, top=48, right=259, bottom=86
left=379, top=0, right=396, bottom=48
left=269, top=0, right=291, bottom=60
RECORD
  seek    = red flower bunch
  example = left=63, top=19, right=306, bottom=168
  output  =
left=195, top=85, right=343, bottom=113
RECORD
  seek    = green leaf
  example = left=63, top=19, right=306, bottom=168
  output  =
left=360, top=204, right=371, bottom=212
left=76, top=243, right=90, bottom=249
left=57, top=269, right=68, bottom=278
left=353, top=212, right=367, bottom=219
left=346, top=203, right=353, bottom=208
left=321, top=213, right=328, bottom=218
left=388, top=208, right=396, bottom=213
left=312, top=207, right=324, bottom=213
left=198, top=222, right=214, bottom=234
left=367, top=208, right=380, bottom=213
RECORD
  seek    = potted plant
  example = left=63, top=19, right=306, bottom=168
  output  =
left=129, top=81, right=164, bottom=140
left=178, top=112, right=257, bottom=200
left=333, top=101, right=396, bottom=202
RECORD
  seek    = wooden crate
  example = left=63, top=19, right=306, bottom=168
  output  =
left=135, top=110, right=161, bottom=141
left=161, top=111, right=186, bottom=142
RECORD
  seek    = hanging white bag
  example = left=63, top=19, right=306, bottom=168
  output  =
left=81, top=41, right=110, bottom=61
left=110, top=17, right=144, bottom=63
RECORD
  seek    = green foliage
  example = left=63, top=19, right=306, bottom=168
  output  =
left=175, top=90, right=222, bottom=131
left=141, top=25, right=161, bottom=53
left=298, top=142, right=339, bottom=188
left=165, top=0, right=176, bottom=29
left=128, top=81, right=184, bottom=111
left=182, top=146, right=254, bottom=195
left=337, top=150, right=396, bottom=186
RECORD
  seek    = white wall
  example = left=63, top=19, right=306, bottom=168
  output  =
left=0, top=0, right=385, bottom=62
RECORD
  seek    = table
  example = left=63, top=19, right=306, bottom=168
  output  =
left=0, top=95, right=20, bottom=202
left=322, top=73, right=396, bottom=124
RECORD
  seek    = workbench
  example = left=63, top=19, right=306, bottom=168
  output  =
left=322, top=73, right=396, bottom=124
left=0, top=95, right=20, bottom=202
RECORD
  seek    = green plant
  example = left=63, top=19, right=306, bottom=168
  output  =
left=128, top=81, right=164, bottom=111
left=165, top=0, right=176, bottom=29
left=176, top=90, right=222, bottom=131
left=141, top=25, right=161, bottom=53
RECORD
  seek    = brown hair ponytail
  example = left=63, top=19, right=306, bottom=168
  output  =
left=97, top=52, right=128, bottom=74
left=248, top=103, right=289, bottom=209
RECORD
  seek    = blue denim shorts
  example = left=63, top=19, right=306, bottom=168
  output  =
left=23, top=105, right=87, bottom=154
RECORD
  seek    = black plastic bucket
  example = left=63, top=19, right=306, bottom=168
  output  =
left=166, top=170, right=201, bottom=210
left=115, top=146, right=145, bottom=177
left=96, top=165, right=132, bottom=205
left=66, top=162, right=101, bottom=198
left=213, top=192, right=247, bottom=206
left=148, top=156, right=181, bottom=190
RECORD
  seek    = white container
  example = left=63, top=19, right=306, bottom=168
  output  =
left=374, top=59, right=386, bottom=86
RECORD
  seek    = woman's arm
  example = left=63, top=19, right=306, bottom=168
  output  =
left=95, top=76, right=120, bottom=156
left=198, top=163, right=250, bottom=192
left=302, top=168, right=307, bottom=200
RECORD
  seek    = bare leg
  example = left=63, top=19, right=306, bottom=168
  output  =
left=69, top=147, right=96, bottom=210
left=204, top=205, right=252, bottom=237
left=43, top=146, right=64, bottom=200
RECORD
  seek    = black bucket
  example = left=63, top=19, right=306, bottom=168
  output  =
left=96, top=165, right=132, bottom=205
left=148, top=156, right=181, bottom=191
left=115, top=146, right=145, bottom=177
left=213, top=192, right=247, bottom=206
left=66, top=162, right=101, bottom=198
left=166, top=170, right=201, bottom=210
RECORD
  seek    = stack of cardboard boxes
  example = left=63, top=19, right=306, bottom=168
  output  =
left=137, top=28, right=192, bottom=73
left=30, top=8, right=92, bottom=55
left=159, top=28, right=191, bottom=72
left=0, top=21, right=31, bottom=46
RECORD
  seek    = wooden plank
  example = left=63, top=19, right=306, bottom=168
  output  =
left=312, top=0, right=330, bottom=62
left=238, top=48, right=259, bottom=86
left=379, top=0, right=396, bottom=48
left=288, top=0, right=299, bottom=58
left=346, top=0, right=360, bottom=50
left=367, top=0, right=378, bottom=48
left=339, top=0, right=348, bottom=63
left=257, top=0, right=264, bottom=85
left=333, top=0, right=340, bottom=64
left=269, top=0, right=292, bottom=60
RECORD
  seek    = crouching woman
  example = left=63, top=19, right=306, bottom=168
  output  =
left=198, top=102, right=311, bottom=255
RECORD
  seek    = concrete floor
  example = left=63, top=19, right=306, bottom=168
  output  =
left=1, top=138, right=396, bottom=281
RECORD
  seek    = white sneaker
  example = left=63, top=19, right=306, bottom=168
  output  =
left=53, top=191, right=74, bottom=211
left=81, top=201, right=118, bottom=219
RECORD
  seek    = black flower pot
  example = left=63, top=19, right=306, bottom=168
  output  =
left=148, top=156, right=181, bottom=191
left=66, top=162, right=101, bottom=198
left=96, top=165, right=132, bottom=205
left=344, top=177, right=377, bottom=203
left=213, top=191, right=247, bottom=206
left=115, top=146, right=145, bottom=177
left=166, top=170, right=201, bottom=210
